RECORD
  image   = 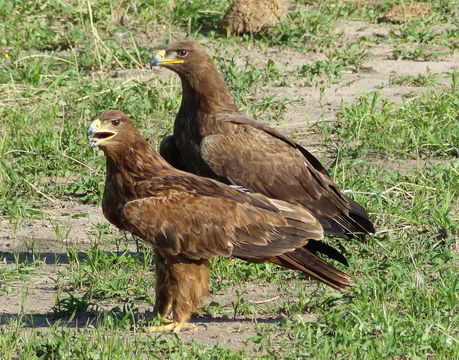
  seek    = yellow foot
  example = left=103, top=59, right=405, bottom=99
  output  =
left=147, top=322, right=197, bottom=333
left=160, top=317, right=173, bottom=325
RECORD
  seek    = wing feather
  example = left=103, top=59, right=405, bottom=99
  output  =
left=122, top=189, right=322, bottom=261
left=200, top=117, right=375, bottom=237
left=200, top=128, right=346, bottom=214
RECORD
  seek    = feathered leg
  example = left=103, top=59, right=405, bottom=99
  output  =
left=149, top=255, right=210, bottom=333
left=152, top=252, right=173, bottom=321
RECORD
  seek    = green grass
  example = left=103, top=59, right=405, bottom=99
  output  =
left=0, top=326, right=247, bottom=359
left=324, top=76, right=459, bottom=159
left=275, top=159, right=459, bottom=359
left=1, top=0, right=458, bottom=359
left=388, top=71, right=442, bottom=86
left=0, top=266, right=40, bottom=295
left=392, top=45, right=450, bottom=61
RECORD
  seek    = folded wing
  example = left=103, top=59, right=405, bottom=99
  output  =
left=199, top=114, right=375, bottom=239
left=123, top=181, right=354, bottom=290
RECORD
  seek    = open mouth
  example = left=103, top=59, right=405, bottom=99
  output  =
left=94, top=132, right=114, bottom=140
left=90, top=131, right=115, bottom=148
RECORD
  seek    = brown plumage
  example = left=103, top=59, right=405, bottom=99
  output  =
left=88, top=110, right=354, bottom=332
left=150, top=41, right=375, bottom=242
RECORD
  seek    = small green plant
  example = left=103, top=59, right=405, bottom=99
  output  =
left=392, top=46, right=449, bottom=61
left=231, top=291, right=259, bottom=318
left=325, top=43, right=369, bottom=71
left=0, top=266, right=39, bottom=295
left=389, top=72, right=441, bottom=86
left=297, top=60, right=345, bottom=82
left=220, top=58, right=283, bottom=98
left=52, top=290, right=93, bottom=320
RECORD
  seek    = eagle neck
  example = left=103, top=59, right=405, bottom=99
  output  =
left=177, top=66, right=238, bottom=122
left=103, top=139, right=172, bottom=185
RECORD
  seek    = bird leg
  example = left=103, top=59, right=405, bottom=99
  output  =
left=152, top=255, right=210, bottom=333
left=153, top=253, right=174, bottom=320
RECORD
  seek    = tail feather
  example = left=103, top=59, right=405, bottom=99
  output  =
left=332, top=214, right=367, bottom=241
left=275, top=248, right=355, bottom=291
left=316, top=212, right=373, bottom=241
left=304, top=239, right=348, bottom=266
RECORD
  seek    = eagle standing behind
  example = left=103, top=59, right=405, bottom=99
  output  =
left=88, top=110, right=354, bottom=332
left=150, top=41, right=375, bottom=241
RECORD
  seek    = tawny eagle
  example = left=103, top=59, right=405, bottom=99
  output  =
left=150, top=40, right=375, bottom=241
left=88, top=110, right=354, bottom=332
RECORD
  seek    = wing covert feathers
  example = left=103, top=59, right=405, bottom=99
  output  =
left=200, top=124, right=374, bottom=239
left=122, top=188, right=321, bottom=260
left=123, top=184, right=354, bottom=290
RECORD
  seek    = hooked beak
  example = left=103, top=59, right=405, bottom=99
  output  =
left=87, top=119, right=116, bottom=148
left=150, top=49, right=184, bottom=68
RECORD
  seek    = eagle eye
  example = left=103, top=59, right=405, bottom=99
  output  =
left=111, top=119, right=120, bottom=126
left=177, top=49, right=188, bottom=57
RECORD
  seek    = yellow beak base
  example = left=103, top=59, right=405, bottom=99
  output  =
left=150, top=49, right=184, bottom=67
left=87, top=119, right=116, bottom=148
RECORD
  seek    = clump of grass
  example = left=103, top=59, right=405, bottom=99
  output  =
left=390, top=19, right=458, bottom=50
left=219, top=56, right=292, bottom=123
left=294, top=42, right=368, bottom=89
left=389, top=72, right=441, bottom=86
left=211, top=257, right=299, bottom=292
left=392, top=45, right=450, bottom=61
left=171, top=0, right=230, bottom=34
left=325, top=43, right=368, bottom=71
left=66, top=245, right=156, bottom=304
left=259, top=5, right=339, bottom=51
left=0, top=266, right=39, bottom=295
left=297, top=60, right=345, bottom=83
left=220, top=58, right=283, bottom=98
left=52, top=290, right=93, bottom=320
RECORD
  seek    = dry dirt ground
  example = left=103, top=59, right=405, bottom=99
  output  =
left=1, top=19, right=457, bottom=350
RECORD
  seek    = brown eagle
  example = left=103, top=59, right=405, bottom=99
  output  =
left=88, top=110, right=354, bottom=332
left=150, top=41, right=375, bottom=241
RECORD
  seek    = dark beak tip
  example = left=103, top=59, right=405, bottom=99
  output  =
left=149, top=56, right=158, bottom=69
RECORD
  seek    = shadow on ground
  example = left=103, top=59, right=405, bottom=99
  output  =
left=0, top=309, right=283, bottom=329
left=0, top=250, right=146, bottom=265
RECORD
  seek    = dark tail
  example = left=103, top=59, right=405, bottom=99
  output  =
left=273, top=247, right=355, bottom=291
left=304, top=239, right=348, bottom=266
left=294, top=142, right=375, bottom=240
